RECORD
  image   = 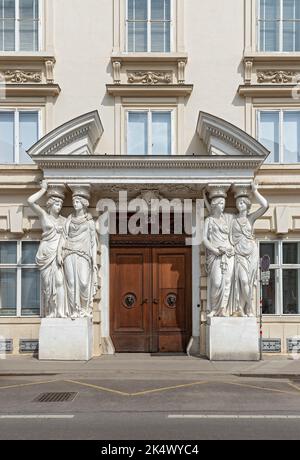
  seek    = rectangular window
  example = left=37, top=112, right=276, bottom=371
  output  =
left=127, top=110, right=172, bottom=155
left=0, top=241, right=40, bottom=317
left=0, top=109, right=39, bottom=164
left=0, top=0, right=40, bottom=51
left=258, top=110, right=300, bottom=163
left=258, top=0, right=300, bottom=51
left=127, top=0, right=171, bottom=52
left=260, top=241, right=300, bottom=315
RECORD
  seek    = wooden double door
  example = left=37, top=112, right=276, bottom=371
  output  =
left=110, top=247, right=192, bottom=353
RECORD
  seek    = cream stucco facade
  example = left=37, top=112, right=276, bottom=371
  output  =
left=1, top=0, right=300, bottom=357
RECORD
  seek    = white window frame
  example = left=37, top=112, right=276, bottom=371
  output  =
left=260, top=240, right=300, bottom=316
left=125, top=0, right=173, bottom=52
left=0, top=241, right=41, bottom=318
left=126, top=108, right=174, bottom=156
left=0, top=0, right=41, bottom=52
left=257, top=108, right=300, bottom=164
left=257, top=0, right=300, bottom=52
left=0, top=108, right=41, bottom=164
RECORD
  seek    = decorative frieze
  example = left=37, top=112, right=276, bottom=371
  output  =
left=4, top=70, right=42, bottom=84
left=257, top=70, right=298, bottom=84
left=127, top=71, right=172, bottom=85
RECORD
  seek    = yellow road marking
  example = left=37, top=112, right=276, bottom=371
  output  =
left=0, top=380, right=60, bottom=391
left=65, top=380, right=131, bottom=396
left=224, top=380, right=300, bottom=396
left=288, top=381, right=300, bottom=393
left=66, top=379, right=209, bottom=397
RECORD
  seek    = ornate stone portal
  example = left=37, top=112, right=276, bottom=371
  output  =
left=25, top=110, right=270, bottom=361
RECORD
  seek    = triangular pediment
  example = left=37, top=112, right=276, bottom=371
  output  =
left=28, top=111, right=103, bottom=158
left=197, top=111, right=270, bottom=158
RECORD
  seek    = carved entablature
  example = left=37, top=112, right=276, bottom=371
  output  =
left=108, top=54, right=192, bottom=97
left=239, top=55, right=300, bottom=98
left=0, top=56, right=60, bottom=97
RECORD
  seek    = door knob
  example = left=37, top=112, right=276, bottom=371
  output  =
left=153, top=299, right=159, bottom=304
left=141, top=299, right=148, bottom=305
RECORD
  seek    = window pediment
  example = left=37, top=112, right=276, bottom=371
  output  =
left=28, top=111, right=104, bottom=158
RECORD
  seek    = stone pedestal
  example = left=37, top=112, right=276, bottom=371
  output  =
left=206, top=317, right=259, bottom=361
left=39, top=318, right=93, bottom=361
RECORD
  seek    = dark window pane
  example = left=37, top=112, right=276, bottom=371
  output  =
left=260, top=242, right=276, bottom=265
left=151, top=21, right=170, bottom=52
left=259, top=0, right=280, bottom=20
left=151, top=0, right=170, bottom=20
left=262, top=269, right=276, bottom=314
left=21, top=268, right=40, bottom=316
left=127, top=21, right=147, bottom=51
left=259, top=112, right=280, bottom=163
left=0, top=242, right=17, bottom=264
left=283, top=243, right=300, bottom=264
left=283, top=269, right=300, bottom=314
left=22, top=242, right=39, bottom=264
left=0, top=268, right=17, bottom=316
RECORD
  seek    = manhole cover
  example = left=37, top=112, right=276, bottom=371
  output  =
left=33, top=392, right=78, bottom=403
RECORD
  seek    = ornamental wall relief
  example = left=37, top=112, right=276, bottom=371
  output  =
left=127, top=71, right=172, bottom=85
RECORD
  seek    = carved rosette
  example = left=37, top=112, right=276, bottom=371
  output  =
left=127, top=71, right=172, bottom=85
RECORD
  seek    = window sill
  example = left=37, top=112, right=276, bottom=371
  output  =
left=107, top=83, right=193, bottom=97
left=0, top=52, right=55, bottom=62
left=0, top=317, right=41, bottom=324
left=111, top=52, right=188, bottom=63
left=239, top=84, right=297, bottom=98
left=263, top=315, right=300, bottom=322
left=244, top=52, right=300, bottom=63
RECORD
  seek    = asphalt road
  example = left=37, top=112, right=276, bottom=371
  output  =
left=1, top=374, right=300, bottom=440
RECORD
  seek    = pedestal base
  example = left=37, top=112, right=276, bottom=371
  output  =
left=39, top=318, right=93, bottom=361
left=206, top=317, right=259, bottom=361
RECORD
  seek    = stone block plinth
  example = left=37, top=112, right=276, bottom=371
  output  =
left=206, top=317, right=259, bottom=361
left=39, top=318, right=93, bottom=361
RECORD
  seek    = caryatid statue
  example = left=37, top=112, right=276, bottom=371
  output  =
left=28, top=181, right=67, bottom=318
left=57, top=186, right=98, bottom=319
left=203, top=185, right=235, bottom=317
left=231, top=182, right=269, bottom=317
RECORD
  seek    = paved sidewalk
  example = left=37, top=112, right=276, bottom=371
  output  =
left=1, top=354, right=300, bottom=379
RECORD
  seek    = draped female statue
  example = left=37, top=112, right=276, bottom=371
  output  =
left=57, top=189, right=98, bottom=318
left=231, top=183, right=269, bottom=317
left=28, top=181, right=66, bottom=318
left=203, top=189, right=235, bottom=317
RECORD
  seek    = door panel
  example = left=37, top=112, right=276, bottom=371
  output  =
left=110, top=248, right=151, bottom=352
left=110, top=246, right=192, bottom=353
left=153, top=249, right=192, bottom=353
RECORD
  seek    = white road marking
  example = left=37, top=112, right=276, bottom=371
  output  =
left=168, top=415, right=300, bottom=420
left=0, top=415, right=74, bottom=420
